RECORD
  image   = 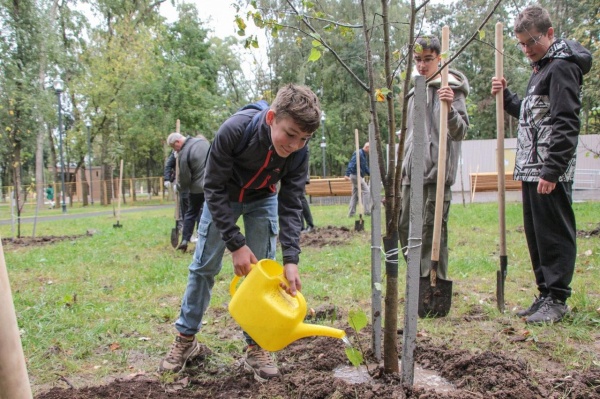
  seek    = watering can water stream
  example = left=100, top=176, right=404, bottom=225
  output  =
left=228, top=259, right=346, bottom=352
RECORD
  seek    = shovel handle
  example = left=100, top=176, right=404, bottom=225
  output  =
left=431, top=26, right=450, bottom=262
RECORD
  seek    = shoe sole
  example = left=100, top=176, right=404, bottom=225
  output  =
left=243, top=360, right=279, bottom=382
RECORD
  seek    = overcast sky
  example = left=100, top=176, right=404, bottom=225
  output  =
left=160, top=1, right=250, bottom=39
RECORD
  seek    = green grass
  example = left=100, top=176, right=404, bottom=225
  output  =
left=2, top=200, right=600, bottom=392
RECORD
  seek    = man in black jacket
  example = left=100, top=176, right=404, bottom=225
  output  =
left=491, top=5, right=592, bottom=324
left=159, top=84, right=321, bottom=380
left=166, top=133, right=211, bottom=252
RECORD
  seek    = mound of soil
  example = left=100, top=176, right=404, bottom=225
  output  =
left=35, top=332, right=600, bottom=399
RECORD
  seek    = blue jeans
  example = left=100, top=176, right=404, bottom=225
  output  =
left=175, top=195, right=279, bottom=345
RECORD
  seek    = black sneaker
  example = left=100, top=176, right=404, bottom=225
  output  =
left=516, top=295, right=546, bottom=317
left=525, top=297, right=568, bottom=324
left=177, top=240, right=189, bottom=252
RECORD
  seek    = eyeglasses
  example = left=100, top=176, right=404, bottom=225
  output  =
left=515, top=34, right=543, bottom=50
left=413, top=57, right=437, bottom=65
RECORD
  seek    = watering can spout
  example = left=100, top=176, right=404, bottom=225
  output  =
left=293, top=323, right=346, bottom=342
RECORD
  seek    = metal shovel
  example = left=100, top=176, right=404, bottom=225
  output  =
left=418, top=26, right=453, bottom=318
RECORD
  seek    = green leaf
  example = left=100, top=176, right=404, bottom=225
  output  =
left=348, top=309, right=368, bottom=331
left=308, top=48, right=322, bottom=62
left=479, top=30, right=485, bottom=40
left=345, top=346, right=363, bottom=367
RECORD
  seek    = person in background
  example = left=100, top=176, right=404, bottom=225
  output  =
left=301, top=173, right=315, bottom=233
left=167, top=133, right=211, bottom=252
left=45, top=184, right=55, bottom=209
left=344, top=142, right=371, bottom=217
left=398, top=34, right=470, bottom=286
left=164, top=151, right=187, bottom=234
left=159, top=84, right=321, bottom=381
left=491, top=5, right=591, bottom=324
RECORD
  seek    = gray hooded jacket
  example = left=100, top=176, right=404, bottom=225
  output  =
left=401, top=68, right=470, bottom=187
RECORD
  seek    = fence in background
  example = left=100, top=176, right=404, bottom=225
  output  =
left=0, top=176, right=170, bottom=207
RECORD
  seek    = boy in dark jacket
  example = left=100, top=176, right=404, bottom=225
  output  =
left=159, top=84, right=321, bottom=380
left=491, top=5, right=592, bottom=324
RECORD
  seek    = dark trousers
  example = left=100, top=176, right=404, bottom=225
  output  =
left=178, top=192, right=189, bottom=231
left=522, top=181, right=576, bottom=302
left=182, top=192, right=205, bottom=242
left=300, top=194, right=314, bottom=229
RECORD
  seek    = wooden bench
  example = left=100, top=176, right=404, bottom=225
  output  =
left=470, top=172, right=522, bottom=193
left=305, top=178, right=353, bottom=198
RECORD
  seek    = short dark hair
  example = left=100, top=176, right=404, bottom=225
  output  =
left=414, top=35, right=441, bottom=55
left=514, top=5, right=552, bottom=35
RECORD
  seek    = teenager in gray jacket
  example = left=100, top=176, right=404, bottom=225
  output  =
left=399, top=35, right=470, bottom=284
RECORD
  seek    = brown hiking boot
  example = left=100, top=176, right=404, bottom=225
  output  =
left=159, top=335, right=200, bottom=373
left=244, top=345, right=280, bottom=381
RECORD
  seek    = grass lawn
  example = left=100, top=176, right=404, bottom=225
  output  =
left=1, top=199, right=599, bottom=394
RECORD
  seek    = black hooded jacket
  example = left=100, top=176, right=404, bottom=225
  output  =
left=503, top=39, right=592, bottom=183
left=203, top=108, right=308, bottom=265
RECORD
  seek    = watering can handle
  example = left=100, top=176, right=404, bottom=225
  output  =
left=229, top=264, right=255, bottom=297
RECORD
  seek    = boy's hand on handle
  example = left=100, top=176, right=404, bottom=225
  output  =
left=281, top=263, right=301, bottom=297
left=438, top=86, right=454, bottom=106
left=232, top=246, right=258, bottom=277
left=491, top=77, right=506, bottom=95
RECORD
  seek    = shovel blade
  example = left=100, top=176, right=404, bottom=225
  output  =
left=170, top=227, right=179, bottom=248
left=418, top=276, right=453, bottom=318
left=354, top=216, right=364, bottom=231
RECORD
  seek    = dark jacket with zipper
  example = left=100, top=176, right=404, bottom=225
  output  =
left=203, top=108, right=308, bottom=265
left=503, top=39, right=592, bottom=183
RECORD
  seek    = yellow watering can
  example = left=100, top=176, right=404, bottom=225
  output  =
left=228, top=259, right=346, bottom=352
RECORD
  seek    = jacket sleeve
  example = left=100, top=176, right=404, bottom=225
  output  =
left=447, top=90, right=469, bottom=141
left=164, top=152, right=176, bottom=182
left=540, top=61, right=582, bottom=182
left=345, top=152, right=357, bottom=176
left=278, top=149, right=308, bottom=265
left=503, top=88, right=522, bottom=119
left=178, top=143, right=192, bottom=191
left=203, top=115, right=249, bottom=252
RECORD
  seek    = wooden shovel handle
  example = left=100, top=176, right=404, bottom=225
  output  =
left=495, top=22, right=507, bottom=257
left=431, top=26, right=450, bottom=264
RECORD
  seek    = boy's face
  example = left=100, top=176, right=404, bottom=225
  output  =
left=515, top=27, right=554, bottom=63
left=413, top=48, right=440, bottom=79
left=266, top=110, right=313, bottom=158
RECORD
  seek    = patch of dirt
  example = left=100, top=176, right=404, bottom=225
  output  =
left=1, top=233, right=92, bottom=248
left=34, top=332, right=600, bottom=399
left=578, top=223, right=600, bottom=237
left=300, top=225, right=359, bottom=248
